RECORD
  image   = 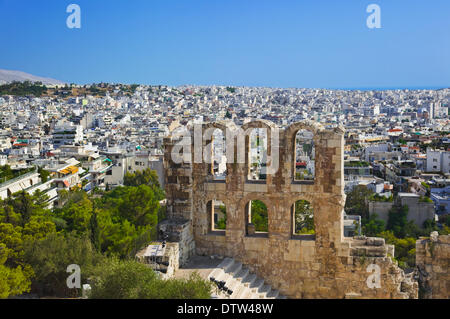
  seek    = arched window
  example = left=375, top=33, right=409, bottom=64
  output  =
left=292, top=200, right=315, bottom=238
left=212, top=129, right=227, bottom=180
left=206, top=129, right=227, bottom=181
left=245, top=200, right=268, bottom=237
left=207, top=199, right=227, bottom=233
left=248, top=128, right=268, bottom=181
left=294, top=130, right=315, bottom=181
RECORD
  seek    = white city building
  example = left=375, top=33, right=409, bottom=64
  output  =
left=52, top=122, right=84, bottom=147
left=426, top=148, right=450, bottom=174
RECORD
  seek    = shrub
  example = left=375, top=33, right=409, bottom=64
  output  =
left=88, top=258, right=212, bottom=299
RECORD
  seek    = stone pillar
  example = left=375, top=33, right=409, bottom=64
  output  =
left=160, top=135, right=195, bottom=266
left=416, top=233, right=450, bottom=299
left=315, top=127, right=345, bottom=247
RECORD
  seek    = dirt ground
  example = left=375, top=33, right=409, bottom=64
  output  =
left=172, top=255, right=224, bottom=280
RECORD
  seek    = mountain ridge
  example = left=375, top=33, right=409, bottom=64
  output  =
left=0, top=69, right=65, bottom=85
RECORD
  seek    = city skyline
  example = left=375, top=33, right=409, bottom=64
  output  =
left=0, top=0, right=449, bottom=89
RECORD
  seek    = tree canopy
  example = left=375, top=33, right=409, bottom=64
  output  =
left=0, top=169, right=213, bottom=299
left=250, top=200, right=268, bottom=232
left=294, top=200, right=314, bottom=234
left=88, top=258, right=212, bottom=299
left=0, top=81, right=47, bottom=97
left=344, top=185, right=374, bottom=218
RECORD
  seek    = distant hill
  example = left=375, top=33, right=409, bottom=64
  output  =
left=0, top=69, right=65, bottom=85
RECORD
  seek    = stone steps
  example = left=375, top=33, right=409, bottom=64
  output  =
left=266, top=289, right=280, bottom=299
left=256, top=284, right=272, bottom=298
left=242, top=273, right=256, bottom=287
left=208, top=257, right=285, bottom=299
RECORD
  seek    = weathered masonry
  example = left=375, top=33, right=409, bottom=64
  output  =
left=160, top=120, right=418, bottom=299
left=416, top=232, right=450, bottom=299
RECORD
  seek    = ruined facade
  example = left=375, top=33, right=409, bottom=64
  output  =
left=416, top=233, right=450, bottom=299
left=161, top=120, right=418, bottom=299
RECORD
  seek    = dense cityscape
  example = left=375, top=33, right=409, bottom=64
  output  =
left=0, top=80, right=449, bottom=299
left=2, top=83, right=450, bottom=210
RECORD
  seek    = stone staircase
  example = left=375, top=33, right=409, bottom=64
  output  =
left=208, top=257, right=286, bottom=299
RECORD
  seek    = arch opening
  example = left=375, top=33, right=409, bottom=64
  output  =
left=245, top=200, right=268, bottom=237
left=293, top=129, right=315, bottom=182
left=292, top=199, right=315, bottom=239
left=207, top=199, right=227, bottom=233
left=247, top=128, right=268, bottom=181
left=206, top=129, right=227, bottom=181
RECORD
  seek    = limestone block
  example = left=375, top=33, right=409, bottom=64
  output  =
left=366, top=246, right=387, bottom=257
left=302, top=246, right=316, bottom=262
left=243, top=183, right=267, bottom=192
left=387, top=244, right=395, bottom=257
left=366, top=237, right=385, bottom=246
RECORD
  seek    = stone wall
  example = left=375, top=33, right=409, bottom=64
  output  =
left=398, top=195, right=435, bottom=228
left=369, top=197, right=435, bottom=228
left=368, top=201, right=392, bottom=223
left=163, top=120, right=418, bottom=299
left=162, top=134, right=195, bottom=265
left=416, top=232, right=450, bottom=299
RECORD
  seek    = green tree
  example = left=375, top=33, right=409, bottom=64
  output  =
left=6, top=192, right=36, bottom=227
left=22, top=217, right=57, bottom=243
left=0, top=231, right=33, bottom=298
left=0, top=165, right=14, bottom=181
left=362, top=213, right=385, bottom=237
left=101, top=185, right=159, bottom=227
left=294, top=200, right=315, bottom=234
left=89, top=209, right=101, bottom=252
left=55, top=192, right=93, bottom=234
left=38, top=167, right=50, bottom=183
left=0, top=203, right=20, bottom=226
left=444, top=215, right=450, bottom=227
left=0, top=263, right=31, bottom=298
left=345, top=185, right=374, bottom=218
left=403, top=220, right=422, bottom=238
left=216, top=205, right=227, bottom=230
left=4, top=191, right=50, bottom=227
left=88, top=257, right=157, bottom=299
left=250, top=200, right=268, bottom=232
left=0, top=81, right=47, bottom=97
left=57, top=189, right=69, bottom=204
left=386, top=205, right=409, bottom=238
left=88, top=258, right=212, bottom=299
left=158, top=205, right=167, bottom=222
left=123, top=169, right=165, bottom=200
left=378, top=231, right=416, bottom=268
left=155, top=273, right=213, bottom=299
left=23, top=232, right=104, bottom=297
left=94, top=206, right=154, bottom=258
left=0, top=223, right=24, bottom=266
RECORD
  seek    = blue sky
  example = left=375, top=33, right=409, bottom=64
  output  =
left=0, top=0, right=449, bottom=89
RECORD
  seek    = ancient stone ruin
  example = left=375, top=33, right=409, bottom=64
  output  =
left=416, top=232, right=450, bottom=299
left=160, top=120, right=419, bottom=298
